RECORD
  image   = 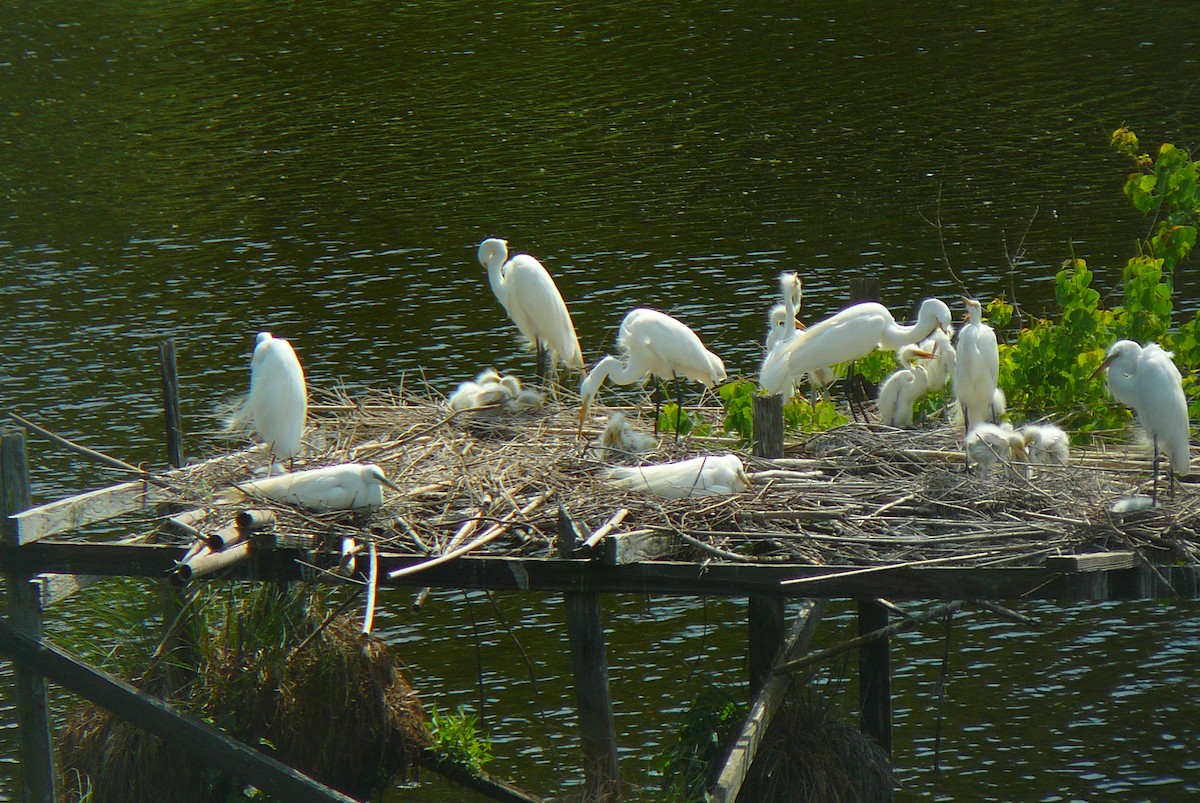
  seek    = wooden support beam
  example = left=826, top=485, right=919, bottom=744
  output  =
left=858, top=600, right=893, bottom=761
left=7, top=544, right=1200, bottom=602
left=0, top=616, right=358, bottom=803
left=1, top=428, right=57, bottom=803
left=601, top=529, right=673, bottom=565
left=11, top=479, right=167, bottom=545
left=558, top=509, right=620, bottom=800
left=1044, top=551, right=1137, bottom=572
left=710, top=599, right=827, bottom=803
left=747, top=595, right=784, bottom=698
left=751, top=394, right=784, bottom=460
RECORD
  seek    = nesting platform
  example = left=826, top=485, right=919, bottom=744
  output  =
left=8, top=388, right=1200, bottom=603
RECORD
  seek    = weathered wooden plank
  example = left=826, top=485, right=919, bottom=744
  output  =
left=13, top=479, right=168, bottom=545
left=1044, top=551, right=1137, bottom=572
left=0, top=616, right=357, bottom=803
left=2, top=428, right=58, bottom=802
left=751, top=394, right=784, bottom=460
left=601, top=529, right=673, bottom=565
left=7, top=544, right=1200, bottom=602
left=710, top=600, right=826, bottom=803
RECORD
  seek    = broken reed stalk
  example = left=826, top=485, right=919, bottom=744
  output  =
left=10, top=412, right=172, bottom=489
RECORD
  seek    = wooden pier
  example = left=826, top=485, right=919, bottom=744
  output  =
left=1, top=349, right=1197, bottom=801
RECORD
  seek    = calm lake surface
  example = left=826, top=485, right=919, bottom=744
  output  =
left=2, top=1, right=1199, bottom=799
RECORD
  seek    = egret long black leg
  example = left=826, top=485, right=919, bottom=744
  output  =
left=653, top=382, right=663, bottom=436
left=1152, top=434, right=1160, bottom=506
left=535, top=340, right=550, bottom=385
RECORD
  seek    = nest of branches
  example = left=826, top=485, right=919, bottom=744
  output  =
left=153, top=385, right=1200, bottom=575
left=60, top=586, right=426, bottom=802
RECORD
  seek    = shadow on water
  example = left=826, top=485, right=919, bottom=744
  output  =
left=1, top=1, right=1198, bottom=799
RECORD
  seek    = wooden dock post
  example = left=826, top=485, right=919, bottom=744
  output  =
left=558, top=507, right=620, bottom=800
left=1, top=428, right=58, bottom=803
left=749, top=395, right=786, bottom=697
left=158, top=337, right=184, bottom=469
left=857, top=600, right=893, bottom=761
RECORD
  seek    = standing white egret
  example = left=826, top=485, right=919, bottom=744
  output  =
left=579, top=308, right=726, bottom=435
left=230, top=463, right=399, bottom=512
left=606, top=453, right=750, bottom=499
left=1090, top=339, right=1191, bottom=501
left=876, top=344, right=936, bottom=428
left=228, top=332, right=307, bottom=473
left=951, top=297, right=1000, bottom=434
left=760, top=298, right=952, bottom=397
left=477, top=238, right=584, bottom=378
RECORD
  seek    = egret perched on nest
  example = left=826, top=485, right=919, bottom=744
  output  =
left=920, top=326, right=956, bottom=390
left=876, top=344, right=936, bottom=428
left=579, top=308, right=726, bottom=437
left=965, top=422, right=1025, bottom=477
left=227, top=332, right=307, bottom=473
left=951, top=297, right=1000, bottom=434
left=598, top=412, right=657, bottom=460
left=1016, top=423, right=1070, bottom=468
left=1090, top=339, right=1191, bottom=502
left=606, top=453, right=750, bottom=499
left=229, top=463, right=399, bottom=512
left=760, top=298, right=951, bottom=397
left=448, top=369, right=544, bottom=413
left=478, top=238, right=584, bottom=379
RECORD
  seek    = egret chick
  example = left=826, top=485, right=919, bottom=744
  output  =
left=876, top=344, right=935, bottom=428
left=965, top=422, right=1025, bottom=478
left=1016, top=423, right=1070, bottom=468
left=599, top=412, right=658, bottom=460
left=228, top=332, right=308, bottom=473
left=1090, top=339, right=1191, bottom=501
left=230, top=463, right=399, bottom=512
left=579, top=308, right=726, bottom=436
left=920, top=326, right=956, bottom=390
left=606, top=454, right=750, bottom=499
left=478, top=238, right=584, bottom=378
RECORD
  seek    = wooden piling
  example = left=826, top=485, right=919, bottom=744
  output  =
left=857, top=600, right=893, bottom=763
left=1, top=428, right=58, bottom=803
left=558, top=507, right=620, bottom=800
left=751, top=393, right=784, bottom=461
left=158, top=338, right=184, bottom=469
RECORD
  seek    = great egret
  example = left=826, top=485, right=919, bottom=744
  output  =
left=478, top=238, right=584, bottom=378
left=1016, top=423, right=1070, bottom=468
left=760, top=298, right=952, bottom=397
left=599, top=412, right=658, bottom=460
left=606, top=453, right=750, bottom=499
left=965, top=422, right=1025, bottom=477
left=1090, top=339, right=1191, bottom=501
left=579, top=308, right=727, bottom=435
left=876, top=344, right=936, bottom=428
left=230, top=463, right=399, bottom=512
left=951, top=297, right=1000, bottom=434
left=228, top=332, right=307, bottom=473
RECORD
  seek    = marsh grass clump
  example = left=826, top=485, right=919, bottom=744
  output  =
left=60, top=585, right=427, bottom=802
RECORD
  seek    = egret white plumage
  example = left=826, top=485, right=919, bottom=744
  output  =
left=478, top=238, right=584, bottom=377
left=876, top=344, right=936, bottom=428
left=448, top=369, right=544, bottom=413
left=965, top=422, right=1025, bottom=477
left=1015, top=423, right=1070, bottom=469
left=228, top=332, right=307, bottom=473
left=951, top=297, right=1000, bottom=434
left=579, top=308, right=726, bottom=436
left=606, top=453, right=750, bottom=499
left=230, top=463, right=399, bottom=512
left=598, top=412, right=658, bottom=460
left=760, top=298, right=952, bottom=397
left=920, top=327, right=956, bottom=390
left=1090, top=339, right=1191, bottom=501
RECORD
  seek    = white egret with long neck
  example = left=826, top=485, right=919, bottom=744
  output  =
left=228, top=331, right=307, bottom=473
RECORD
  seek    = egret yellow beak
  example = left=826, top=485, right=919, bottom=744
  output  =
left=794, top=318, right=806, bottom=331
left=380, top=476, right=401, bottom=493
left=1088, top=354, right=1116, bottom=382
left=577, top=399, right=591, bottom=437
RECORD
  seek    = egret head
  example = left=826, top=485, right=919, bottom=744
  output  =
left=1088, top=340, right=1140, bottom=381
left=255, top=331, right=273, bottom=347
left=365, top=464, right=400, bottom=493
left=477, top=237, right=508, bottom=269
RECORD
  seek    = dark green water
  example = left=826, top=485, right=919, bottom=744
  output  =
left=2, top=1, right=1198, bottom=799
